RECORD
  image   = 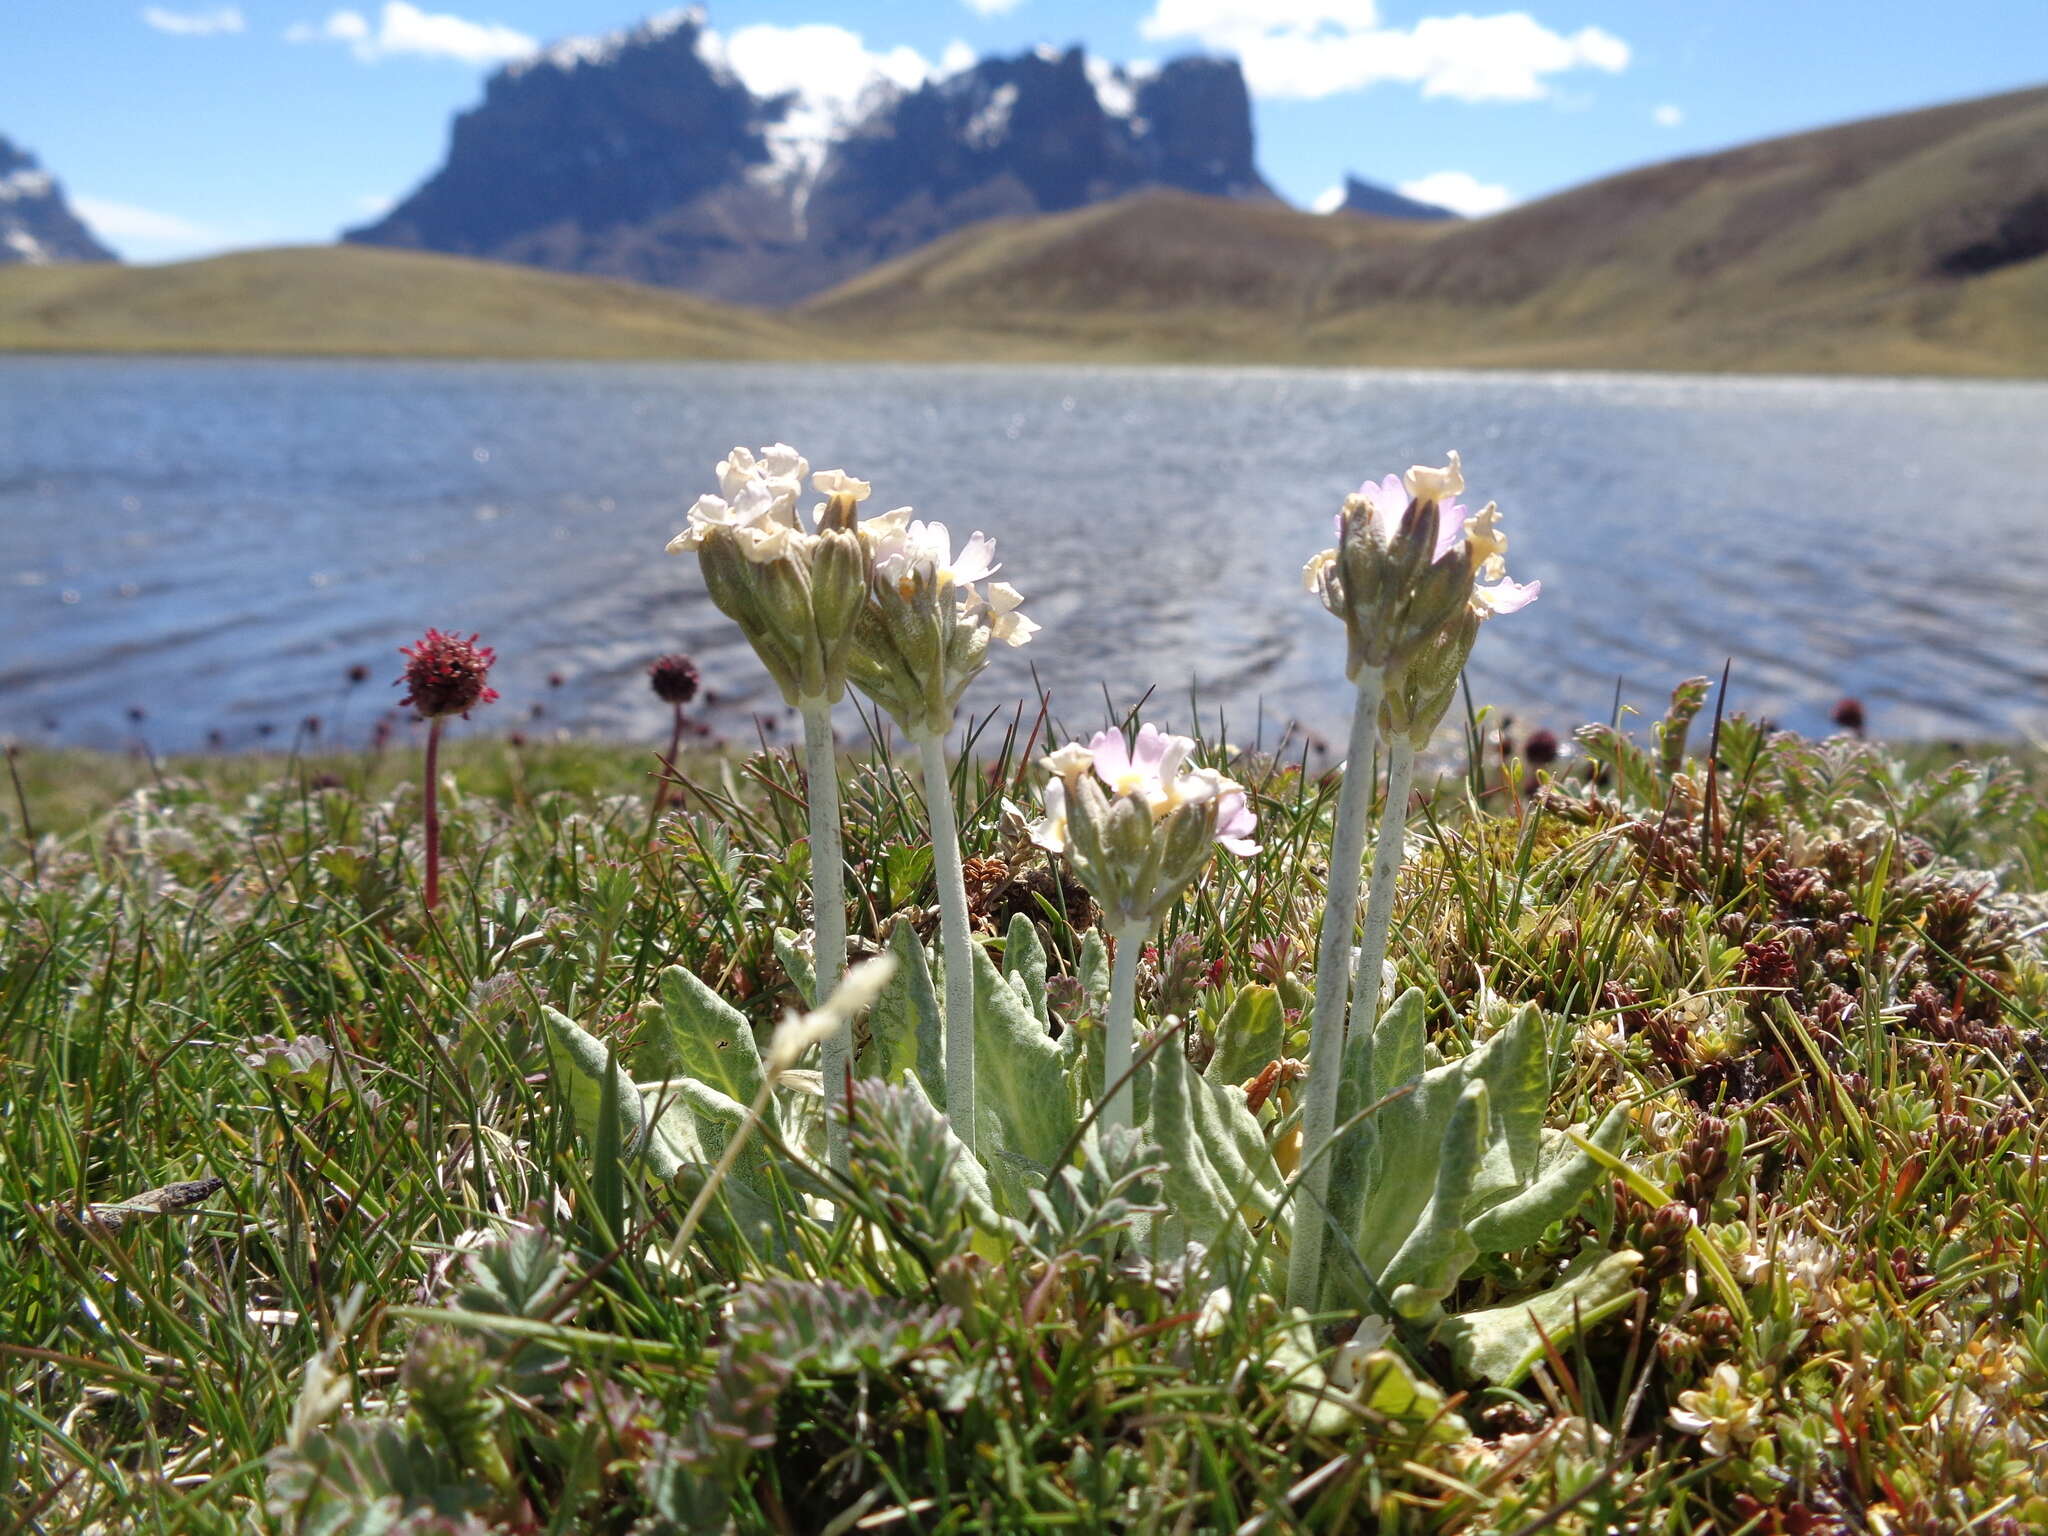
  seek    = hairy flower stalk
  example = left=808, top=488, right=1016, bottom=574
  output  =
left=1289, top=454, right=1534, bottom=1309
left=668, top=448, right=872, bottom=1171
left=395, top=629, right=498, bottom=913
left=847, top=512, right=1038, bottom=1154
left=1350, top=543, right=1540, bottom=1040
left=1030, top=725, right=1257, bottom=1134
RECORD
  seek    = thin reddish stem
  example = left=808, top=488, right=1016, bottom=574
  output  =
left=648, top=702, right=685, bottom=839
left=423, top=717, right=444, bottom=912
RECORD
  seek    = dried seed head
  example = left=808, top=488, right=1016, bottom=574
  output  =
left=647, top=653, right=701, bottom=706
left=396, top=629, right=500, bottom=720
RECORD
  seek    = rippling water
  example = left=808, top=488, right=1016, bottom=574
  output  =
left=4, top=357, right=2046, bottom=755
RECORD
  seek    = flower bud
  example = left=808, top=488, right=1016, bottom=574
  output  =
left=395, top=629, right=499, bottom=720
left=1382, top=611, right=1479, bottom=749
left=647, top=653, right=701, bottom=705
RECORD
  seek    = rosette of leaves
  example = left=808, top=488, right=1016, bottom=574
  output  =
left=1315, top=986, right=1639, bottom=1383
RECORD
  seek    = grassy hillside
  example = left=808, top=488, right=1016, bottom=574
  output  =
left=803, top=84, right=2048, bottom=376
left=0, top=244, right=832, bottom=359
left=4, top=85, right=2045, bottom=375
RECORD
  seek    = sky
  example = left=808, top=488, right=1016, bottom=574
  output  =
left=6, top=1, right=2046, bottom=262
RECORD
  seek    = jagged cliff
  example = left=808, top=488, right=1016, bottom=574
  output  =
left=0, top=136, right=115, bottom=266
left=346, top=13, right=1271, bottom=304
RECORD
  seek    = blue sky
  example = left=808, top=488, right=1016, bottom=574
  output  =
left=7, top=1, right=2046, bottom=263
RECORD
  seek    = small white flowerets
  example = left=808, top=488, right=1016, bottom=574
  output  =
left=844, top=508, right=1038, bottom=740
left=668, top=443, right=814, bottom=564
left=1030, top=723, right=1257, bottom=929
left=667, top=444, right=875, bottom=707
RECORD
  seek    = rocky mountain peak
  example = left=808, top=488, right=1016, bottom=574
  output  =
left=1333, top=175, right=1459, bottom=222
left=0, top=135, right=116, bottom=266
left=346, top=17, right=1272, bottom=304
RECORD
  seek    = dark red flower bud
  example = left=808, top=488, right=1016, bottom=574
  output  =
left=648, top=653, right=701, bottom=706
left=396, top=629, right=500, bottom=720
left=347, top=664, right=371, bottom=685
left=1831, top=696, right=1865, bottom=735
left=1523, top=728, right=1560, bottom=767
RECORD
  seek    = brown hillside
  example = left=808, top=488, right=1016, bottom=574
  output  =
left=803, top=84, right=2048, bottom=375
left=0, top=245, right=827, bottom=359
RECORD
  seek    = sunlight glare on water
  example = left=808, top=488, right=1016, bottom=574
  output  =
left=3, top=358, right=2045, bottom=753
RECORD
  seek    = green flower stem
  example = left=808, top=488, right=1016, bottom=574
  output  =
left=1348, top=733, right=1416, bottom=1044
left=1103, top=919, right=1150, bottom=1136
left=1286, top=664, right=1385, bottom=1312
left=802, top=700, right=850, bottom=1174
left=916, top=730, right=977, bottom=1154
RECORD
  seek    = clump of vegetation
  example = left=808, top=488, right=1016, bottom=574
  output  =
left=4, top=442, right=2043, bottom=1535
left=3, top=689, right=2043, bottom=1532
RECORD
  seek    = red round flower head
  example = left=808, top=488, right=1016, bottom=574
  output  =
left=648, top=653, right=701, bottom=706
left=397, top=629, right=500, bottom=720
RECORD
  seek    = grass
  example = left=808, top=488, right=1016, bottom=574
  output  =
left=0, top=246, right=834, bottom=361
left=3, top=696, right=2046, bottom=1533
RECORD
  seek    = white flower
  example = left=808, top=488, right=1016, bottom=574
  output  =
left=1670, top=1363, right=1764, bottom=1456
left=668, top=444, right=813, bottom=557
left=1042, top=743, right=1095, bottom=779
left=871, top=517, right=1001, bottom=595
left=812, top=468, right=871, bottom=502
left=966, top=580, right=1039, bottom=646
left=1402, top=450, right=1465, bottom=504
left=1028, top=777, right=1070, bottom=854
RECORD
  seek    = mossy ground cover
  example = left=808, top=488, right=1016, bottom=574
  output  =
left=3, top=704, right=2045, bottom=1533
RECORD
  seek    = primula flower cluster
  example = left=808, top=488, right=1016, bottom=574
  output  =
left=1030, top=723, right=1256, bottom=929
left=667, top=443, right=871, bottom=707
left=1303, top=452, right=1538, bottom=683
left=668, top=444, right=1037, bottom=730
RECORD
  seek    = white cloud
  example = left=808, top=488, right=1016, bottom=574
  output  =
left=285, top=3, right=535, bottom=65
left=72, top=195, right=226, bottom=260
left=354, top=192, right=396, bottom=216
left=718, top=23, right=934, bottom=101
left=1397, top=170, right=1513, bottom=217
left=940, top=39, right=978, bottom=75
left=1653, top=103, right=1683, bottom=127
left=1312, top=183, right=1347, bottom=214
left=962, top=0, right=1027, bottom=13
left=142, top=6, right=245, bottom=34
left=1140, top=3, right=1629, bottom=102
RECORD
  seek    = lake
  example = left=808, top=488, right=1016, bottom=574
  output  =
left=4, top=357, right=2046, bottom=757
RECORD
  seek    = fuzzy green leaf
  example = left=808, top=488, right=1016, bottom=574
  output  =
left=1466, top=1111, right=1624, bottom=1252
left=1438, top=1246, right=1643, bottom=1386
left=1002, top=912, right=1050, bottom=1025
left=1206, top=983, right=1286, bottom=1086
left=773, top=927, right=815, bottom=1011
left=970, top=941, right=1071, bottom=1171
left=1380, top=1080, right=1488, bottom=1319
left=635, top=966, right=769, bottom=1114
left=866, top=920, right=945, bottom=1105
